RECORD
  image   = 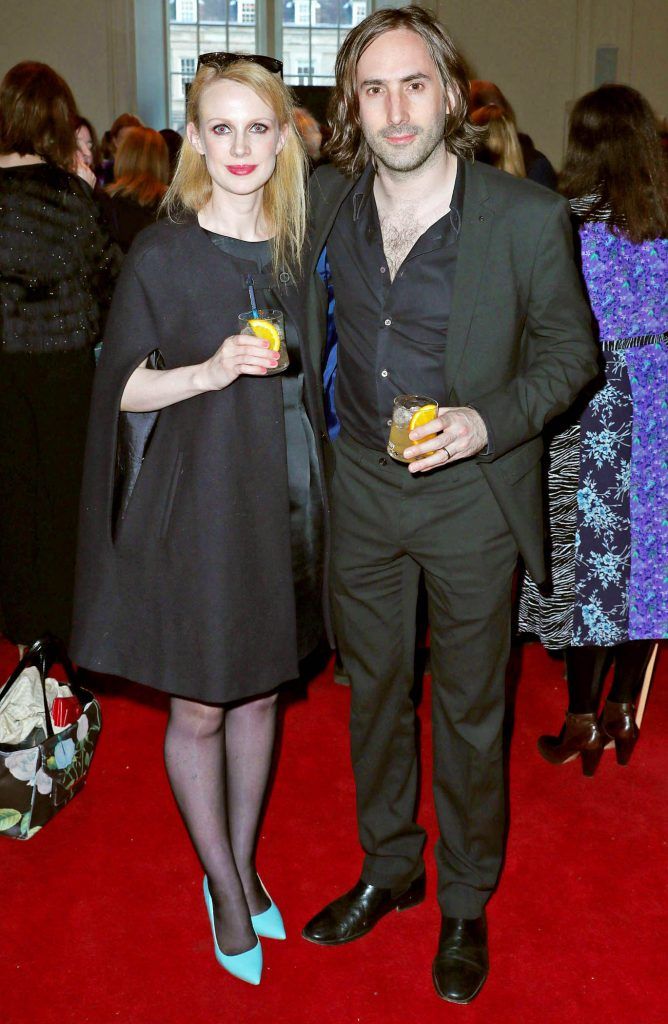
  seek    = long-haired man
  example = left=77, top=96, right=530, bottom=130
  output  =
left=301, top=7, right=598, bottom=1003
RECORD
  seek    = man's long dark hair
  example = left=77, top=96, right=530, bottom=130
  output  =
left=327, top=6, right=479, bottom=177
left=560, top=84, right=668, bottom=243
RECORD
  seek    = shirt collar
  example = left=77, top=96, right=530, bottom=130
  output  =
left=352, top=154, right=464, bottom=237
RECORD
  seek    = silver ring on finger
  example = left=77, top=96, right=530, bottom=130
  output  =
left=442, top=447, right=451, bottom=460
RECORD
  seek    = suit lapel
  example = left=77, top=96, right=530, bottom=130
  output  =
left=308, top=170, right=358, bottom=273
left=445, top=160, right=496, bottom=395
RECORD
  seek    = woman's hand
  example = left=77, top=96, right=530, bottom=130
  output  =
left=121, top=334, right=280, bottom=413
left=199, top=333, right=279, bottom=391
left=74, top=153, right=97, bottom=190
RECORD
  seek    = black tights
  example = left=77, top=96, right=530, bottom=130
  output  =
left=566, top=640, right=654, bottom=714
left=164, top=691, right=277, bottom=955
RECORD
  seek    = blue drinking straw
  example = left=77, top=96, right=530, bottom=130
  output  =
left=245, top=274, right=259, bottom=317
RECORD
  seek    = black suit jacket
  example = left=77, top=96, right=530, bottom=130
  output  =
left=305, top=158, right=598, bottom=583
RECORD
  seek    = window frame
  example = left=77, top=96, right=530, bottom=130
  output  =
left=278, top=0, right=372, bottom=87
left=166, top=0, right=261, bottom=130
left=180, top=55, right=197, bottom=93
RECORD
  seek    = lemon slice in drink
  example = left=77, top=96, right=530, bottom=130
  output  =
left=409, top=404, right=438, bottom=433
left=248, top=318, right=281, bottom=352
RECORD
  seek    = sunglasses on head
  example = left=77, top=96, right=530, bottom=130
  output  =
left=197, top=52, right=283, bottom=78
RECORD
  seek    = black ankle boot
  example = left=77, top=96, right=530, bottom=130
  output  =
left=600, top=699, right=638, bottom=765
left=537, top=712, right=604, bottom=776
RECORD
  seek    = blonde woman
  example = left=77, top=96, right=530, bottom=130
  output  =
left=469, top=80, right=557, bottom=188
left=71, top=55, right=330, bottom=985
left=470, top=104, right=526, bottom=177
left=99, top=126, right=170, bottom=251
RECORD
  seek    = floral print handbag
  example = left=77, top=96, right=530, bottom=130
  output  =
left=0, top=636, right=102, bottom=840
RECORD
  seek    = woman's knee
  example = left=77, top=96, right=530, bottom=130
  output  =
left=168, top=696, right=225, bottom=737
left=243, top=690, right=278, bottom=716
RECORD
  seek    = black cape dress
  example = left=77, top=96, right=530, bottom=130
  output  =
left=71, top=217, right=330, bottom=703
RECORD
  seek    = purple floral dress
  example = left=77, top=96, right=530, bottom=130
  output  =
left=519, top=211, right=668, bottom=647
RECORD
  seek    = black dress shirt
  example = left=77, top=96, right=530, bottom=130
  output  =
left=327, top=158, right=464, bottom=450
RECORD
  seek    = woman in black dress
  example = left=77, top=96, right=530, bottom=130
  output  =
left=71, top=57, right=329, bottom=985
left=0, top=62, right=120, bottom=647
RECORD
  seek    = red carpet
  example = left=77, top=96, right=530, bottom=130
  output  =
left=1, top=637, right=666, bottom=1024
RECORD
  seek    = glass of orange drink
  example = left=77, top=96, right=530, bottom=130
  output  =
left=387, top=394, right=438, bottom=463
left=238, top=309, right=288, bottom=375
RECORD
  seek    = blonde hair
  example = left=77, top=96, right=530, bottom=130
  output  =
left=110, top=113, right=143, bottom=144
left=294, top=106, right=322, bottom=159
left=471, top=105, right=526, bottom=178
left=107, top=126, right=170, bottom=205
left=164, top=60, right=307, bottom=279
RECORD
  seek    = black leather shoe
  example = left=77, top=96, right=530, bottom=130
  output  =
left=301, top=872, right=425, bottom=945
left=432, top=914, right=489, bottom=1004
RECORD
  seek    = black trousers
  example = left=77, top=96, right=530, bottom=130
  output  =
left=331, top=434, right=518, bottom=919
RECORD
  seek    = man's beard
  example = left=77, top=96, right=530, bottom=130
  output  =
left=363, top=115, right=447, bottom=174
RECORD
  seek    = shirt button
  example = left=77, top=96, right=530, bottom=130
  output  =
left=380, top=266, right=386, bottom=274
left=380, top=369, right=389, bottom=378
left=384, top=318, right=392, bottom=326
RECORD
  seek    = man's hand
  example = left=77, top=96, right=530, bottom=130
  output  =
left=405, top=406, right=488, bottom=474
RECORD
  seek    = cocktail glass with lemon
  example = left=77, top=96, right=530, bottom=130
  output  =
left=238, top=309, right=288, bottom=375
left=387, top=394, right=439, bottom=463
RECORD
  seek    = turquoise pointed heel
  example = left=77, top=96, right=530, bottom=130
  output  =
left=251, top=879, right=286, bottom=940
left=203, top=877, right=263, bottom=985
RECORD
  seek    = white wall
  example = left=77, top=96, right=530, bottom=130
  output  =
left=0, top=0, right=137, bottom=137
left=432, top=0, right=578, bottom=165
left=433, top=0, right=668, bottom=167
left=628, top=0, right=668, bottom=120
left=134, top=0, right=168, bottom=130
